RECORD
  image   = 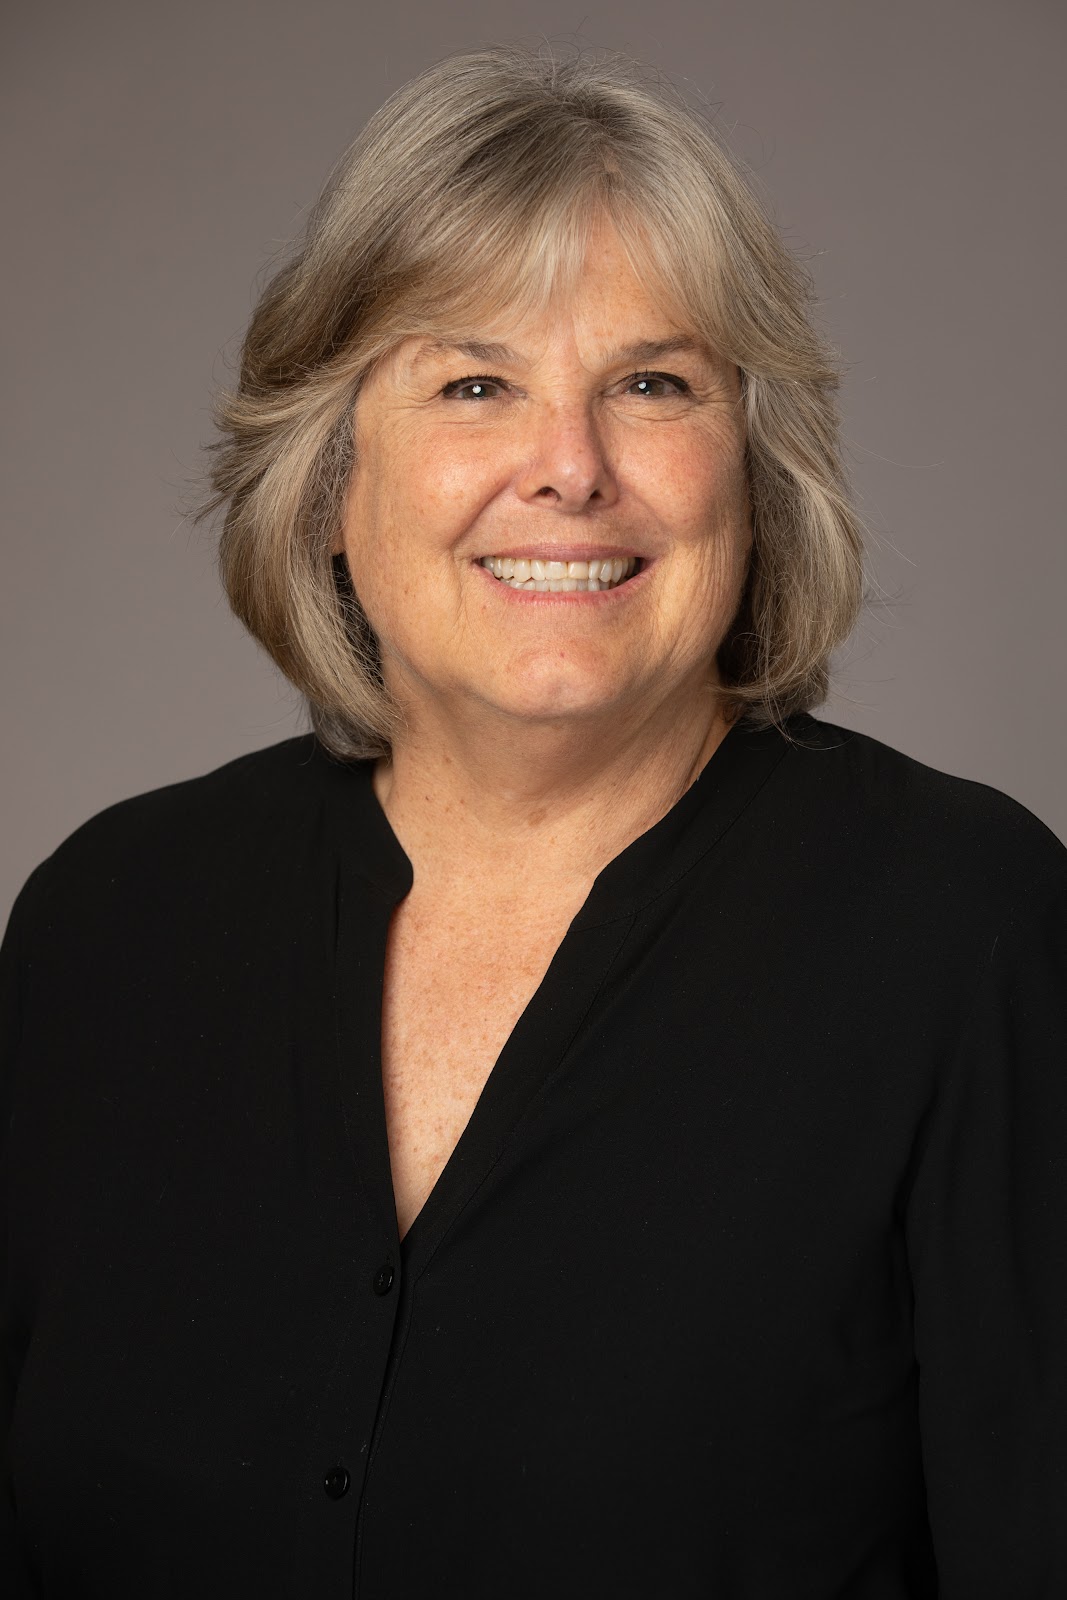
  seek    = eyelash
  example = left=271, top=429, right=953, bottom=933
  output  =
left=439, top=369, right=692, bottom=400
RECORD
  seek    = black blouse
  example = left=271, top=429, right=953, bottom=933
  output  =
left=2, top=714, right=1066, bottom=1598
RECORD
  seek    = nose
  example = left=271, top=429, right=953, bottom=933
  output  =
left=514, top=400, right=620, bottom=513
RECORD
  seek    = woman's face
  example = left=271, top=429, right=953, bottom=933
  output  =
left=339, top=218, right=752, bottom=739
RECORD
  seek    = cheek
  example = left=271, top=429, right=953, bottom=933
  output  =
left=343, top=439, right=417, bottom=580
left=654, top=440, right=752, bottom=633
left=339, top=472, right=407, bottom=646
left=656, top=435, right=751, bottom=556
left=347, top=431, right=501, bottom=567
left=338, top=444, right=476, bottom=663
left=428, top=444, right=495, bottom=507
left=415, top=437, right=513, bottom=547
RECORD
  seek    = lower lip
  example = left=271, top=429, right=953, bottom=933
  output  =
left=473, top=562, right=650, bottom=604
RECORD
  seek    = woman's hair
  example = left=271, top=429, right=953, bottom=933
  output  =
left=204, top=43, right=865, bottom=759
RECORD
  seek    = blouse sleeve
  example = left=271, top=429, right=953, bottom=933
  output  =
left=905, top=873, right=1067, bottom=1598
left=0, top=869, right=44, bottom=1598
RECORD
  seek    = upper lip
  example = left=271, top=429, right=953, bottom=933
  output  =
left=474, top=544, right=646, bottom=561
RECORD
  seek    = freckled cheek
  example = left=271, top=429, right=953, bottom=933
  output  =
left=655, top=471, right=749, bottom=557
left=425, top=440, right=509, bottom=518
left=630, top=427, right=746, bottom=529
left=343, top=496, right=412, bottom=639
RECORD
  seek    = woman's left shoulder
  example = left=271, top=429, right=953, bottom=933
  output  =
left=776, top=714, right=1067, bottom=915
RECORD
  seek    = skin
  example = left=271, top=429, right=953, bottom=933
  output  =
left=340, top=219, right=751, bottom=857
left=337, top=216, right=756, bottom=1235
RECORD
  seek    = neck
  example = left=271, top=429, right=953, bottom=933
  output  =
left=373, top=683, right=733, bottom=898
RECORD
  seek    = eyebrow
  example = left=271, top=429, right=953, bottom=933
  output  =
left=410, top=334, right=715, bottom=371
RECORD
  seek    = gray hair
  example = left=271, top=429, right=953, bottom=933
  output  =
left=204, top=44, right=864, bottom=758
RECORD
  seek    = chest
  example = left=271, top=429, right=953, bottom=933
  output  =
left=379, top=892, right=580, bottom=1239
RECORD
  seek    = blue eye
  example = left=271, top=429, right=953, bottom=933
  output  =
left=441, top=374, right=507, bottom=400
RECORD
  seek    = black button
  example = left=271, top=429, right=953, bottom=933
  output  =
left=373, top=1262, right=395, bottom=1296
left=323, top=1465, right=349, bottom=1500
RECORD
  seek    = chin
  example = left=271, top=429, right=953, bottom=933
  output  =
left=479, top=663, right=623, bottom=725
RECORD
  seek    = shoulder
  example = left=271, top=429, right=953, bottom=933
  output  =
left=7, top=735, right=366, bottom=945
left=769, top=714, right=1067, bottom=920
left=54, top=732, right=334, bottom=838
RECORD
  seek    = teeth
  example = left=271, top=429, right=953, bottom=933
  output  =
left=479, top=555, right=638, bottom=593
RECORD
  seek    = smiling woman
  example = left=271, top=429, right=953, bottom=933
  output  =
left=337, top=220, right=752, bottom=740
left=3, top=40, right=1067, bottom=1600
left=207, top=46, right=861, bottom=758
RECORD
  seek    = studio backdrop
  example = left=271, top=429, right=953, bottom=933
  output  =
left=2, top=0, right=1064, bottom=921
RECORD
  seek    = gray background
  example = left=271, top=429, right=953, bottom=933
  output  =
left=3, top=0, right=1064, bottom=925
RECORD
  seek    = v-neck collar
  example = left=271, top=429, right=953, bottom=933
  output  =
left=316, top=713, right=803, bottom=921
left=573, top=714, right=800, bottom=926
left=315, top=714, right=805, bottom=1272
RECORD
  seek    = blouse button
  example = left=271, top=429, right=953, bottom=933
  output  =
left=373, top=1262, right=395, bottom=1296
left=323, top=1465, right=350, bottom=1500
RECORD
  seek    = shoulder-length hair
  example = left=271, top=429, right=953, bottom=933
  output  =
left=204, top=44, right=864, bottom=759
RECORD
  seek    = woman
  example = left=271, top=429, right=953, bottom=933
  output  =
left=2, top=43, right=1065, bottom=1599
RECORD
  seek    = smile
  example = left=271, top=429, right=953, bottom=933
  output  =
left=478, top=556, right=639, bottom=592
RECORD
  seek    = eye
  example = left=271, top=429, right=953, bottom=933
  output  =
left=626, top=370, right=691, bottom=398
left=440, top=373, right=508, bottom=401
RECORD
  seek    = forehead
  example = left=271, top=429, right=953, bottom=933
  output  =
left=377, top=204, right=723, bottom=376
left=406, top=331, right=716, bottom=375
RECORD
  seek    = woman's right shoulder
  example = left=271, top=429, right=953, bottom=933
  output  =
left=4, top=734, right=364, bottom=948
